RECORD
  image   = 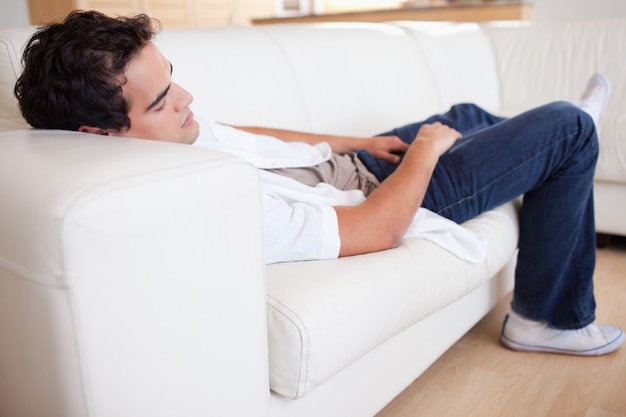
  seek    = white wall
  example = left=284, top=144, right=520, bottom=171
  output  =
left=531, top=0, right=626, bottom=22
left=0, top=0, right=30, bottom=26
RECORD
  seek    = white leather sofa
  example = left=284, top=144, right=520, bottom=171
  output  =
left=0, top=18, right=624, bottom=417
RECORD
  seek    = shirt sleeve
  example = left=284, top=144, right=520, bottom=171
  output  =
left=262, top=194, right=341, bottom=264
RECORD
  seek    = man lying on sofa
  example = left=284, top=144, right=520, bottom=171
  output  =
left=15, top=10, right=624, bottom=357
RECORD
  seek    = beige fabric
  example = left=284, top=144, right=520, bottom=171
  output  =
left=267, top=152, right=380, bottom=196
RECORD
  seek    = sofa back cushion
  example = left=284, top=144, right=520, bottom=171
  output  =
left=155, top=22, right=501, bottom=138
left=0, top=22, right=502, bottom=137
left=483, top=19, right=626, bottom=183
left=0, top=27, right=32, bottom=131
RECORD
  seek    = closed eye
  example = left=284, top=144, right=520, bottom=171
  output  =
left=145, top=64, right=173, bottom=113
left=145, top=85, right=170, bottom=112
left=155, top=99, right=167, bottom=112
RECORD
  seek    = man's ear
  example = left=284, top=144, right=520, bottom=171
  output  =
left=78, top=125, right=111, bottom=135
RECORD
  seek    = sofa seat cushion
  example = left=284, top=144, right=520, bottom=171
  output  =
left=265, top=201, right=519, bottom=399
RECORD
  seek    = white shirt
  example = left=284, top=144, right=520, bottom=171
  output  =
left=192, top=111, right=486, bottom=264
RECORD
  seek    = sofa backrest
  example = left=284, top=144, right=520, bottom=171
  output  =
left=0, top=22, right=502, bottom=137
left=155, top=22, right=501, bottom=137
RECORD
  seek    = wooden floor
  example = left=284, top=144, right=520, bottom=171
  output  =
left=376, top=237, right=626, bottom=417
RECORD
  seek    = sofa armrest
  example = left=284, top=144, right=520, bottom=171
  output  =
left=0, top=129, right=269, bottom=417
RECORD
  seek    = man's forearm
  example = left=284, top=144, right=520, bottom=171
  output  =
left=236, top=125, right=362, bottom=153
left=334, top=139, right=439, bottom=257
left=235, top=125, right=409, bottom=163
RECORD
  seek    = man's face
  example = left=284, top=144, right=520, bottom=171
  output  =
left=114, top=42, right=200, bottom=144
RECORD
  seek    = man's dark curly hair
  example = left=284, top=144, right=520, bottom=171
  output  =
left=14, top=10, right=160, bottom=132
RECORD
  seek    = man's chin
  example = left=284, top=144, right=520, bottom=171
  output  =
left=184, top=121, right=200, bottom=144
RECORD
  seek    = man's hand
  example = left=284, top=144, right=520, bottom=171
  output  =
left=358, top=122, right=461, bottom=164
left=411, top=122, right=462, bottom=158
left=360, top=123, right=461, bottom=165
left=359, top=135, right=409, bottom=164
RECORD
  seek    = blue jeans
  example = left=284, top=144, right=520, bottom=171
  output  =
left=357, top=102, right=599, bottom=330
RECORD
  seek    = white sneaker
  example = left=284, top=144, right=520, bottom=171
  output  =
left=576, top=73, right=612, bottom=130
left=500, top=310, right=625, bottom=356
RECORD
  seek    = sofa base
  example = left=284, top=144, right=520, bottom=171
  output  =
left=269, top=255, right=516, bottom=417
left=594, top=181, right=626, bottom=237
